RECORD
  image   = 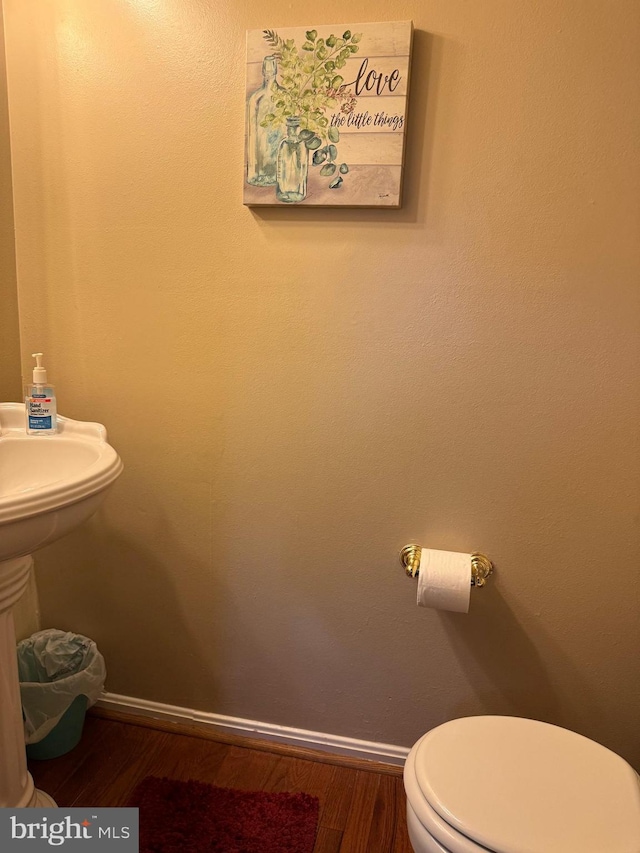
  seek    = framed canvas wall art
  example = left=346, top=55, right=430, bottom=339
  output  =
left=244, top=21, right=413, bottom=208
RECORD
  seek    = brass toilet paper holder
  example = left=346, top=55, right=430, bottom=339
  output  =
left=400, top=544, right=494, bottom=587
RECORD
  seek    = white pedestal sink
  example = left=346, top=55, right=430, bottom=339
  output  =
left=0, top=403, right=123, bottom=807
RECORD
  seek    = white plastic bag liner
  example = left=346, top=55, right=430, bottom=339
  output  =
left=17, top=629, right=106, bottom=744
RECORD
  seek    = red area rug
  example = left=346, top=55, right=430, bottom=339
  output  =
left=128, top=776, right=319, bottom=853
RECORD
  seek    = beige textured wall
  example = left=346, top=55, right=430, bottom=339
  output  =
left=3, top=0, right=639, bottom=767
left=0, top=3, right=20, bottom=403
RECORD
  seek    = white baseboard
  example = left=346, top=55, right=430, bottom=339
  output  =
left=96, top=692, right=409, bottom=767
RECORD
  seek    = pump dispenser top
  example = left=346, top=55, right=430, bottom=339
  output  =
left=31, top=353, right=48, bottom=385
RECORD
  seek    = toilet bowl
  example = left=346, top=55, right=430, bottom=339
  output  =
left=404, top=716, right=640, bottom=853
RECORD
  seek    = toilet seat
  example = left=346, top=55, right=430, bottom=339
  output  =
left=405, top=745, right=491, bottom=853
left=404, top=716, right=640, bottom=853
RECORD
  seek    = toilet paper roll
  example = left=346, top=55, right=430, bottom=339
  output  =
left=417, top=548, right=471, bottom=613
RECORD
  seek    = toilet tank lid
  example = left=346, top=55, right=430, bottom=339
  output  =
left=413, top=716, right=640, bottom=853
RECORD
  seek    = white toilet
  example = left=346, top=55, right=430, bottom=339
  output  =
left=404, top=715, right=640, bottom=853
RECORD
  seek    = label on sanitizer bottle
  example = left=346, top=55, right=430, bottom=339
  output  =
left=27, top=394, right=56, bottom=430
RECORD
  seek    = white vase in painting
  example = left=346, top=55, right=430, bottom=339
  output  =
left=246, top=55, right=283, bottom=186
left=276, top=117, right=308, bottom=203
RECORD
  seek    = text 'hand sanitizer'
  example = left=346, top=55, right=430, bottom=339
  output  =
left=25, top=353, right=57, bottom=435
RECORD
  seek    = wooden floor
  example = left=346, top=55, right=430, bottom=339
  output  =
left=28, top=714, right=413, bottom=853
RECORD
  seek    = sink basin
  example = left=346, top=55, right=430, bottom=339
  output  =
left=0, top=403, right=123, bottom=562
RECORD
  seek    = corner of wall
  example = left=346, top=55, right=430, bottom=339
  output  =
left=0, top=2, right=22, bottom=403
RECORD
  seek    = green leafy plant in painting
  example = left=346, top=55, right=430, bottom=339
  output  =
left=261, top=28, right=362, bottom=190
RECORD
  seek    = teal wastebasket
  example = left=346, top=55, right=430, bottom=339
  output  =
left=25, top=695, right=89, bottom=760
left=17, top=630, right=106, bottom=760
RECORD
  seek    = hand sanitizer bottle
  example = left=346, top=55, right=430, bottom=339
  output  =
left=25, top=353, right=57, bottom=435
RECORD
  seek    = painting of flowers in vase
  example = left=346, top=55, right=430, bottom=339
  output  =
left=244, top=21, right=413, bottom=208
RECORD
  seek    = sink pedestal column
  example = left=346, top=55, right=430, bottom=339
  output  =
left=0, top=555, right=56, bottom=808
